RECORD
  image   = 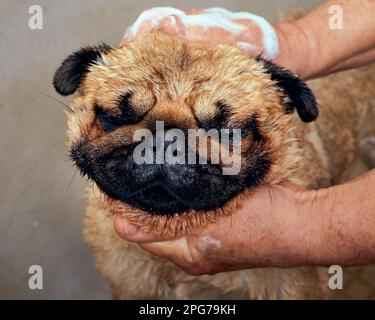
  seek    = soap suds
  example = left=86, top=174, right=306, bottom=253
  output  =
left=126, top=7, right=279, bottom=59
left=237, top=41, right=257, bottom=53
left=200, top=234, right=221, bottom=248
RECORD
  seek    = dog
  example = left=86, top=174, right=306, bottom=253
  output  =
left=53, top=32, right=375, bottom=299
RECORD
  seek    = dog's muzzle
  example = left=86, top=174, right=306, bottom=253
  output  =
left=71, top=139, right=243, bottom=215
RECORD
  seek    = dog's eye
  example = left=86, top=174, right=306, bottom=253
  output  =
left=95, top=106, right=128, bottom=132
left=198, top=101, right=231, bottom=130
left=95, top=93, right=144, bottom=132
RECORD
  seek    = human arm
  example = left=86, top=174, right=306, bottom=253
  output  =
left=115, top=170, right=375, bottom=275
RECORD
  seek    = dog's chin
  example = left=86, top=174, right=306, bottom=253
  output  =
left=100, top=182, right=240, bottom=215
left=126, top=185, right=191, bottom=215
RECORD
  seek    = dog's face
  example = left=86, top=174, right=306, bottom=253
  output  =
left=54, top=33, right=317, bottom=215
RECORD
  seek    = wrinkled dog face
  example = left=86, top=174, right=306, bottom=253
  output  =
left=54, top=33, right=317, bottom=215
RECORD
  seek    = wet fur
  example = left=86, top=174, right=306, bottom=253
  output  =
left=55, top=32, right=375, bottom=299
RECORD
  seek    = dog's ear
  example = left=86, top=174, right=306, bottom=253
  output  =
left=259, top=57, right=318, bottom=122
left=53, top=44, right=112, bottom=96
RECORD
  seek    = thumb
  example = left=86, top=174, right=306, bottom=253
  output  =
left=113, top=214, right=178, bottom=243
left=139, top=237, right=192, bottom=260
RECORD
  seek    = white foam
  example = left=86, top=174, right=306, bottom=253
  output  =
left=237, top=41, right=257, bottom=53
left=200, top=234, right=221, bottom=248
left=232, top=11, right=279, bottom=59
left=127, top=7, right=279, bottom=59
left=204, top=8, right=279, bottom=59
left=129, top=7, right=245, bottom=36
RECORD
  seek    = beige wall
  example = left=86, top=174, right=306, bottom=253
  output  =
left=0, top=0, right=324, bottom=299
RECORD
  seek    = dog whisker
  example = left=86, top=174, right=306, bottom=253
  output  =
left=66, top=167, right=78, bottom=191
left=33, top=89, right=74, bottom=113
left=91, top=184, right=100, bottom=202
left=266, top=183, right=274, bottom=208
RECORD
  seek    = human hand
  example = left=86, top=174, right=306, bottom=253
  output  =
left=114, top=182, right=323, bottom=275
left=120, top=7, right=280, bottom=60
left=120, top=7, right=317, bottom=78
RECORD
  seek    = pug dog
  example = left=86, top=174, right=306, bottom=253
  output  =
left=53, top=32, right=375, bottom=299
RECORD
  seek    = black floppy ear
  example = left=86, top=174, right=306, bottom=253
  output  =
left=53, top=43, right=112, bottom=96
left=259, top=58, right=318, bottom=122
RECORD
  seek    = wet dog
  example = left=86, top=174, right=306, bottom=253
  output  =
left=54, top=32, right=375, bottom=299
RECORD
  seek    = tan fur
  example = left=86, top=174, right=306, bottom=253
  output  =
left=65, top=32, right=375, bottom=299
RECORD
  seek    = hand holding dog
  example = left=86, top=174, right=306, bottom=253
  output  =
left=115, top=170, right=375, bottom=275
left=115, top=182, right=316, bottom=275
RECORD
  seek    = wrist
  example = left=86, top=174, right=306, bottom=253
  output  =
left=264, top=184, right=328, bottom=267
left=291, top=187, right=333, bottom=266
left=273, top=22, right=318, bottom=80
left=296, top=171, right=375, bottom=267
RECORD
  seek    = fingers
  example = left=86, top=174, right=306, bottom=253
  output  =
left=139, top=238, right=191, bottom=261
left=113, top=214, right=177, bottom=243
left=113, top=215, right=216, bottom=275
left=119, top=7, right=266, bottom=58
left=120, top=15, right=183, bottom=45
left=159, top=15, right=186, bottom=36
left=139, top=238, right=213, bottom=275
left=185, top=9, right=204, bottom=15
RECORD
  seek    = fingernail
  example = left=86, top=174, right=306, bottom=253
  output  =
left=161, top=15, right=186, bottom=36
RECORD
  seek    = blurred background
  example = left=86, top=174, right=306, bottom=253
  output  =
left=1, top=0, right=373, bottom=299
